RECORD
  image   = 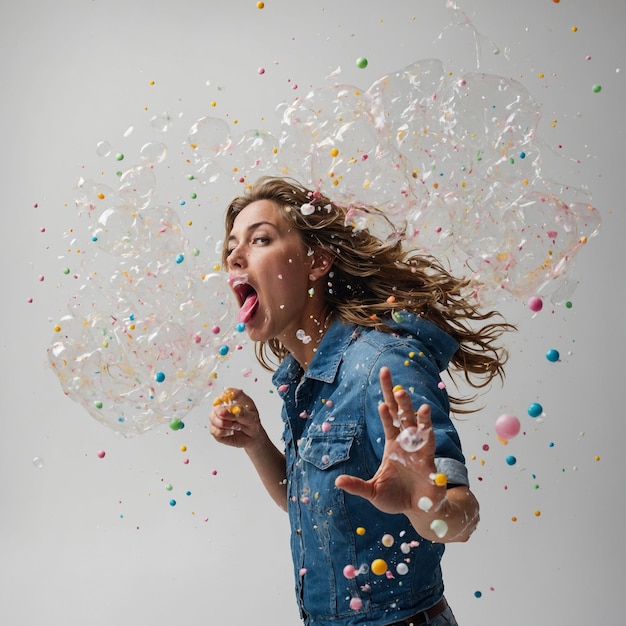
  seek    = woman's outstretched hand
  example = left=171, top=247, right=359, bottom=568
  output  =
left=334, top=366, right=479, bottom=543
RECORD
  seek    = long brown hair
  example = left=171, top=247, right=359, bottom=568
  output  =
left=223, top=177, right=514, bottom=410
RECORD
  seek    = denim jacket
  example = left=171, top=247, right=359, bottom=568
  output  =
left=272, top=312, right=469, bottom=625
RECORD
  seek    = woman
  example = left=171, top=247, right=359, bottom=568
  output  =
left=210, top=177, right=511, bottom=625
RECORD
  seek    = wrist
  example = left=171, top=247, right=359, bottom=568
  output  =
left=244, top=427, right=272, bottom=456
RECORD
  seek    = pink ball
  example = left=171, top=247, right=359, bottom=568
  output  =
left=343, top=564, right=357, bottom=579
left=349, top=597, right=363, bottom=611
left=495, top=414, right=521, bottom=440
left=96, top=450, right=106, bottom=459
left=528, top=296, right=543, bottom=312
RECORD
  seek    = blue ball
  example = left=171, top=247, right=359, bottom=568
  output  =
left=505, top=455, right=517, bottom=466
left=219, top=345, right=229, bottom=356
left=155, top=371, right=166, bottom=383
left=528, top=402, right=543, bottom=418
left=546, top=349, right=560, bottom=362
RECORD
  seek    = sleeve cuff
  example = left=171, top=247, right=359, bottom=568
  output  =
left=435, top=457, right=469, bottom=487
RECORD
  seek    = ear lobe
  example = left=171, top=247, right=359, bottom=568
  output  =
left=308, top=251, right=334, bottom=281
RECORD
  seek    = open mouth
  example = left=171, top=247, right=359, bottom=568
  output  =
left=229, top=275, right=259, bottom=324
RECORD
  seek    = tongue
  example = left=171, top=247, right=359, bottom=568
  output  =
left=238, top=293, right=259, bottom=324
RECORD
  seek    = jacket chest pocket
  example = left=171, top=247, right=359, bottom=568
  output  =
left=299, top=422, right=358, bottom=470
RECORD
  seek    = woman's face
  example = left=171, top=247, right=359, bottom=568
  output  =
left=226, top=199, right=327, bottom=348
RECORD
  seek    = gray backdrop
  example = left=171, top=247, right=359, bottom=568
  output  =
left=2, top=1, right=623, bottom=624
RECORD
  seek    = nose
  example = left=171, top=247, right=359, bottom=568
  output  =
left=227, top=242, right=246, bottom=270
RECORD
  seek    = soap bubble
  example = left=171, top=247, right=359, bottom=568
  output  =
left=96, top=140, right=111, bottom=157
left=188, top=116, right=231, bottom=157
left=149, top=112, right=174, bottom=133
left=117, top=165, right=156, bottom=209
left=140, top=141, right=167, bottom=165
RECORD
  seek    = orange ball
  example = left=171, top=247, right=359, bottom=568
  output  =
left=371, top=559, right=388, bottom=576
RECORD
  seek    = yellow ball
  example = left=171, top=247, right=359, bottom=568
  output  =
left=433, top=472, right=448, bottom=487
left=371, top=558, right=388, bottom=576
left=356, top=526, right=366, bottom=536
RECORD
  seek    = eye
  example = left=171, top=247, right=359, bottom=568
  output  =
left=251, top=236, right=271, bottom=246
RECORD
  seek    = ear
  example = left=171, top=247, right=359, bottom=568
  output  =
left=308, top=250, right=334, bottom=282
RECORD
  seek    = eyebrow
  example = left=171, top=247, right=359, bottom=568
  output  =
left=227, top=220, right=276, bottom=242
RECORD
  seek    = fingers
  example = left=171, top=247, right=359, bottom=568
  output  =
left=210, top=388, right=259, bottom=443
left=378, top=366, right=417, bottom=431
left=378, top=367, right=434, bottom=429
left=210, top=404, right=239, bottom=438
left=415, top=403, right=432, bottom=427
left=335, top=474, right=373, bottom=500
left=378, top=367, right=438, bottom=461
left=379, top=366, right=396, bottom=410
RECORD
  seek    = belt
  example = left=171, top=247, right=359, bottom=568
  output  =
left=388, top=597, right=449, bottom=626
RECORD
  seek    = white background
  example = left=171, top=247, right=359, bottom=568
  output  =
left=1, top=1, right=623, bottom=624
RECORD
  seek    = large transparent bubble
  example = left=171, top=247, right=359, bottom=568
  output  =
left=49, top=166, right=242, bottom=437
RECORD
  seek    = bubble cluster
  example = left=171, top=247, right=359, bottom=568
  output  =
left=186, top=59, right=600, bottom=303
left=48, top=160, right=242, bottom=437
left=49, top=57, right=600, bottom=436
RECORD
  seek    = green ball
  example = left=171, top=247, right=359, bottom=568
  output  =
left=592, top=84, right=602, bottom=93
left=356, top=57, right=368, bottom=69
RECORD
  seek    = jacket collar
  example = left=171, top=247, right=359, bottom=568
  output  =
left=272, top=311, right=458, bottom=387
left=273, top=319, right=357, bottom=387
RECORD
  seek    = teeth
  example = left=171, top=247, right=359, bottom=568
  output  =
left=228, top=273, right=249, bottom=288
